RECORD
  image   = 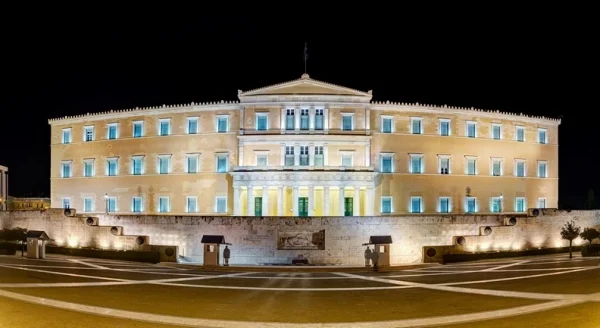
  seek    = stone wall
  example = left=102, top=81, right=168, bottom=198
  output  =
left=1, top=209, right=598, bottom=265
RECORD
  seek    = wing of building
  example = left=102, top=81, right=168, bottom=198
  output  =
left=48, top=74, right=560, bottom=216
left=0, top=165, right=7, bottom=211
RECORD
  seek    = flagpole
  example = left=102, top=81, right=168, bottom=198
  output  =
left=304, top=42, right=308, bottom=74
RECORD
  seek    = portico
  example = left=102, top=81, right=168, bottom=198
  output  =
left=231, top=170, right=375, bottom=216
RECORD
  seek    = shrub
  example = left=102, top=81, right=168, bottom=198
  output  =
left=0, top=243, right=17, bottom=255
left=581, top=244, right=600, bottom=257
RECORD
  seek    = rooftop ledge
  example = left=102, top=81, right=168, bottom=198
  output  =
left=232, top=165, right=375, bottom=172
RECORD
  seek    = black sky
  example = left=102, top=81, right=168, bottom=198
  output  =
left=1, top=10, right=595, bottom=208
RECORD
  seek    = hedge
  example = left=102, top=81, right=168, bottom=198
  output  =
left=581, top=244, right=600, bottom=257
left=442, top=246, right=583, bottom=264
left=0, top=243, right=17, bottom=255
left=46, top=246, right=161, bottom=263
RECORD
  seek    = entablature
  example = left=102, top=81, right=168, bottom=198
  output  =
left=230, top=169, right=376, bottom=187
left=238, top=134, right=371, bottom=145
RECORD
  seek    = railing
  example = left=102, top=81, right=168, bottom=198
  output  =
left=241, top=129, right=369, bottom=136
left=232, top=165, right=375, bottom=172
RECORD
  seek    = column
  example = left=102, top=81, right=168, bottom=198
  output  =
left=324, top=187, right=330, bottom=216
left=365, top=142, right=371, bottom=167
left=233, top=186, right=241, bottom=215
left=324, top=107, right=329, bottom=132
left=238, top=145, right=244, bottom=166
left=365, top=187, right=374, bottom=216
left=247, top=187, right=254, bottom=216
left=353, top=187, right=360, bottom=216
left=292, top=186, right=299, bottom=216
left=262, top=186, right=269, bottom=216
left=308, top=186, right=314, bottom=216
left=365, top=107, right=370, bottom=132
left=239, top=107, right=245, bottom=134
left=280, top=108, right=286, bottom=134
left=323, top=143, right=329, bottom=166
left=294, top=143, right=300, bottom=166
left=308, top=143, right=315, bottom=166
left=294, top=108, right=300, bottom=131
left=280, top=143, right=286, bottom=166
left=277, top=186, right=284, bottom=216
left=339, top=187, right=345, bottom=216
left=309, top=107, right=315, bottom=131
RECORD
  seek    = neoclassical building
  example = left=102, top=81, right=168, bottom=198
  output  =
left=0, top=165, right=7, bottom=211
left=49, top=74, right=559, bottom=216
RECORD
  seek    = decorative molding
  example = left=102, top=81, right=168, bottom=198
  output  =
left=230, top=170, right=377, bottom=188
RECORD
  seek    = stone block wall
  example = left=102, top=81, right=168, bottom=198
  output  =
left=1, top=209, right=598, bottom=265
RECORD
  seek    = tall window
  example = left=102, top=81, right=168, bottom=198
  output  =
left=256, top=113, right=268, bottom=131
left=286, top=109, right=295, bottom=130
left=537, top=128, right=547, bottom=144
left=84, top=126, right=94, bottom=142
left=217, top=116, right=228, bottom=133
left=466, top=197, right=477, bottom=213
left=300, top=109, right=309, bottom=130
left=466, top=121, right=477, bottom=138
left=466, top=157, right=477, bottom=175
left=83, top=197, right=93, bottom=212
left=491, top=124, right=502, bottom=140
left=315, top=109, right=324, bottom=130
left=107, top=123, right=119, bottom=140
left=133, top=121, right=144, bottom=138
left=186, top=196, right=198, bottom=213
left=439, top=156, right=450, bottom=174
left=215, top=196, right=227, bottom=213
left=132, top=156, right=144, bottom=175
left=515, top=160, right=525, bottom=177
left=439, top=119, right=450, bottom=136
left=62, top=128, right=72, bottom=144
left=216, top=154, right=228, bottom=173
left=285, top=146, right=295, bottom=166
left=411, top=117, right=422, bottom=134
left=299, top=146, right=309, bottom=166
left=491, top=197, right=502, bottom=213
left=380, top=154, right=393, bottom=173
left=515, top=126, right=525, bottom=142
left=537, top=198, right=547, bottom=208
left=515, top=197, right=526, bottom=212
left=132, top=197, right=142, bottom=213
left=256, top=154, right=268, bottom=167
left=83, top=159, right=94, bottom=177
left=538, top=161, right=548, bottom=178
left=439, top=197, right=450, bottom=213
left=186, top=154, right=199, bottom=173
left=159, top=119, right=171, bottom=136
left=187, top=117, right=199, bottom=134
left=61, top=161, right=72, bottom=178
left=410, top=197, right=423, bottom=213
left=158, top=156, right=170, bottom=174
left=381, top=116, right=393, bottom=133
left=158, top=197, right=169, bottom=213
left=107, top=197, right=117, bottom=212
left=342, top=114, right=353, bottom=131
left=341, top=154, right=353, bottom=167
left=381, top=197, right=392, bottom=214
left=314, top=146, right=324, bottom=166
left=62, top=197, right=71, bottom=209
left=107, top=158, right=118, bottom=176
left=491, top=159, right=502, bottom=176
left=410, top=154, right=423, bottom=174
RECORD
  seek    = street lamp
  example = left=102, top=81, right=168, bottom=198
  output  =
left=104, top=193, right=109, bottom=214
left=499, top=193, right=503, bottom=213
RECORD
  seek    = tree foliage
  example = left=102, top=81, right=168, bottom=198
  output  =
left=0, top=227, right=28, bottom=243
left=560, top=220, right=581, bottom=241
left=580, top=227, right=600, bottom=245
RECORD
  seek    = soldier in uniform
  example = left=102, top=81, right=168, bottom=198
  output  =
left=223, top=245, right=231, bottom=266
left=371, top=248, right=379, bottom=271
left=364, top=246, right=372, bottom=267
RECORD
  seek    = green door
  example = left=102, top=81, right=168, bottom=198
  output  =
left=344, top=197, right=353, bottom=216
left=298, top=197, right=308, bottom=217
left=255, top=197, right=262, bottom=216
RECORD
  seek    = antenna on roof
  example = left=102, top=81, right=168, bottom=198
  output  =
left=304, top=42, right=308, bottom=74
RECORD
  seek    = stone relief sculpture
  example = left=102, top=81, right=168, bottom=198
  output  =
left=277, top=230, right=325, bottom=250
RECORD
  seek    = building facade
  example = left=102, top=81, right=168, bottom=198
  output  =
left=49, top=74, right=560, bottom=216
left=0, top=165, right=7, bottom=211
left=7, top=197, right=51, bottom=211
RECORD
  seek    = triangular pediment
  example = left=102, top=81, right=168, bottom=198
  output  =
left=239, top=74, right=372, bottom=98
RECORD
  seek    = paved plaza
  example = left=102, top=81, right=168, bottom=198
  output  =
left=0, top=254, right=598, bottom=327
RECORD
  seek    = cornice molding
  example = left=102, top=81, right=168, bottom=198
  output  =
left=230, top=170, right=377, bottom=187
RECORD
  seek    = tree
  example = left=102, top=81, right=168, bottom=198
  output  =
left=0, top=227, right=27, bottom=243
left=580, top=227, right=600, bottom=245
left=560, top=220, right=581, bottom=258
left=585, top=189, right=596, bottom=209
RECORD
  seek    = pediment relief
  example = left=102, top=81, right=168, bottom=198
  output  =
left=239, top=74, right=372, bottom=98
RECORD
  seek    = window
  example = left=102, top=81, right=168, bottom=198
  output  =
left=491, top=158, right=502, bottom=176
left=439, top=197, right=450, bottom=213
left=537, top=128, right=548, bottom=144
left=132, top=197, right=143, bottom=213
left=381, top=196, right=392, bottom=214
left=159, top=119, right=171, bottom=136
left=381, top=116, right=393, bottom=133
left=158, top=197, right=170, bottom=213
left=256, top=154, right=268, bottom=167
left=107, top=123, right=119, bottom=140
left=186, top=154, right=199, bottom=173
left=410, top=154, right=423, bottom=174
left=515, top=126, right=525, bottom=142
left=300, top=109, right=309, bottom=130
left=158, top=155, right=170, bottom=174
left=217, top=116, right=228, bottom=133
left=466, top=121, right=477, bottom=138
left=83, top=159, right=94, bottom=177
left=466, top=157, right=477, bottom=175
left=62, top=197, right=71, bottom=209
left=439, top=119, right=450, bottom=136
left=107, top=158, right=119, bottom=176
left=84, top=126, right=94, bottom=142
left=380, top=154, right=394, bottom=173
left=410, top=197, right=423, bottom=213
left=186, top=196, right=198, bottom=213
left=299, top=146, right=309, bottom=166
left=107, top=197, right=117, bottom=212
left=216, top=154, right=228, bottom=173
left=537, top=198, right=547, bottom=208
left=286, top=109, right=295, bottom=130
left=62, top=128, right=72, bottom=144
left=439, top=155, right=450, bottom=174
left=465, top=197, right=477, bottom=213
left=314, top=146, right=324, bottom=166
left=256, top=113, right=268, bottom=131
left=515, top=197, right=526, bottom=212
left=132, top=156, right=144, bottom=175
left=187, top=117, right=199, bottom=134
left=133, top=121, right=144, bottom=138
left=315, top=109, right=324, bottom=130
left=215, top=196, right=227, bottom=213
left=341, top=114, right=353, bottom=131
left=61, top=161, right=72, bottom=178
left=491, top=123, right=502, bottom=140
left=410, top=117, right=422, bottom=134
left=515, top=160, right=526, bottom=177
left=491, top=197, right=502, bottom=213
left=285, top=146, right=295, bottom=166
left=83, top=197, right=93, bottom=212
left=341, top=154, right=353, bottom=167
left=537, top=161, right=548, bottom=178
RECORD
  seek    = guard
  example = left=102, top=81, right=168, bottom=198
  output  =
left=364, top=246, right=372, bottom=267
left=371, top=249, right=379, bottom=271
left=223, top=245, right=231, bottom=266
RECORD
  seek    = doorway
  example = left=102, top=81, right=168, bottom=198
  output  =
left=344, top=197, right=353, bottom=216
left=298, top=197, right=308, bottom=217
left=255, top=197, right=262, bottom=216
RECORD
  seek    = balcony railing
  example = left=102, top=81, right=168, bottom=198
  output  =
left=232, top=165, right=374, bottom=172
left=241, top=129, right=369, bottom=135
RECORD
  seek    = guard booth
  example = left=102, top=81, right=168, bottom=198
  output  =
left=201, top=235, right=231, bottom=266
left=26, top=231, right=50, bottom=259
left=363, top=235, right=393, bottom=267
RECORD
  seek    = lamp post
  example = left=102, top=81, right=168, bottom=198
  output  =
left=499, top=193, right=503, bottom=213
left=104, top=193, right=109, bottom=214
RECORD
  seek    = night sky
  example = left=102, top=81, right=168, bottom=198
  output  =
left=2, top=12, right=595, bottom=209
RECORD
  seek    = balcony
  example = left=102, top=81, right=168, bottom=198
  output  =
left=232, top=165, right=374, bottom=172
left=241, top=128, right=369, bottom=136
